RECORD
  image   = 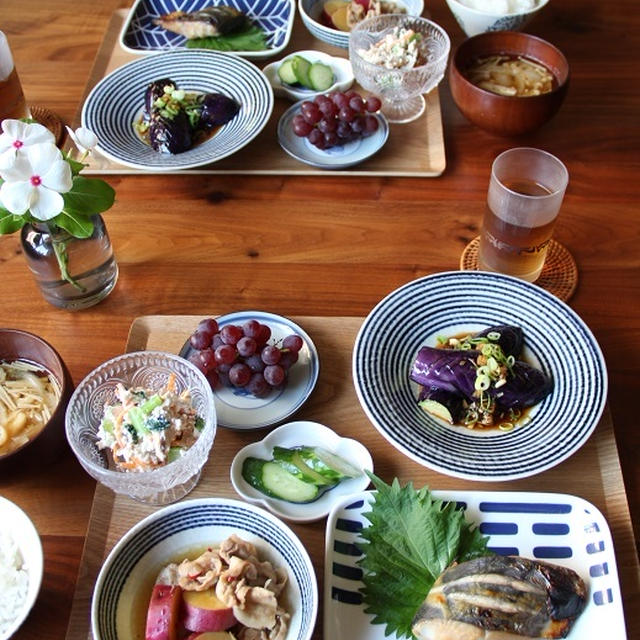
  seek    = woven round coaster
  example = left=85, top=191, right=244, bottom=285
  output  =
left=30, top=105, right=65, bottom=146
left=460, top=236, right=578, bottom=302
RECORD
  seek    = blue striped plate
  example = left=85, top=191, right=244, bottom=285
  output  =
left=120, top=0, right=296, bottom=59
left=91, top=498, right=318, bottom=640
left=81, top=49, right=273, bottom=170
left=324, top=490, right=626, bottom=640
left=353, top=271, right=607, bottom=481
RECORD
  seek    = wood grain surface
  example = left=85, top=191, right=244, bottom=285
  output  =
left=0, top=1, right=638, bottom=639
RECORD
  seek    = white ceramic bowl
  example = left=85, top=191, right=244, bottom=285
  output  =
left=445, top=0, right=550, bottom=37
left=0, top=497, right=43, bottom=640
left=231, top=420, right=373, bottom=522
left=263, top=50, right=355, bottom=101
left=299, top=0, right=424, bottom=49
left=91, top=497, right=318, bottom=640
left=65, top=351, right=216, bottom=505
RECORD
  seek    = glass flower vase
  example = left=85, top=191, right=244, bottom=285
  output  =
left=20, top=215, right=118, bottom=310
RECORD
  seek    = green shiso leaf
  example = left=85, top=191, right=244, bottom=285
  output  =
left=357, top=473, right=491, bottom=639
left=185, top=25, right=268, bottom=52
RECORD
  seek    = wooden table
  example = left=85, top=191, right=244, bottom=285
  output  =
left=0, top=1, right=638, bottom=639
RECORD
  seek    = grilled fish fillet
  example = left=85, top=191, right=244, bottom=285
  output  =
left=412, top=555, right=587, bottom=640
left=153, top=7, right=247, bottom=39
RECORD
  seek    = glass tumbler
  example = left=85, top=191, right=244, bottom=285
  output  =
left=0, top=31, right=30, bottom=126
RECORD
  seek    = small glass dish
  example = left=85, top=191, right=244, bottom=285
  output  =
left=65, top=351, right=216, bottom=505
left=349, top=15, right=450, bottom=123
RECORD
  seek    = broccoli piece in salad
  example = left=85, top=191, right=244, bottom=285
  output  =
left=145, top=415, right=171, bottom=431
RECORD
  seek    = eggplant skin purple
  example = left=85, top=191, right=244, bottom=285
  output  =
left=412, top=555, right=587, bottom=640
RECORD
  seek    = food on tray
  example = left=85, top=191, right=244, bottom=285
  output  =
left=95, top=377, right=205, bottom=472
left=0, top=360, right=61, bottom=457
left=185, top=317, right=305, bottom=398
left=321, top=0, right=407, bottom=32
left=464, top=54, right=555, bottom=97
left=291, top=90, right=382, bottom=150
left=410, top=324, right=553, bottom=430
left=358, top=475, right=588, bottom=640
left=358, top=474, right=491, bottom=639
left=412, top=554, right=587, bottom=640
left=277, top=55, right=335, bottom=92
left=145, top=534, right=289, bottom=640
left=0, top=530, right=29, bottom=636
left=457, top=0, right=540, bottom=14
left=242, top=445, right=361, bottom=503
left=357, top=26, right=427, bottom=69
left=154, top=6, right=268, bottom=52
left=135, top=78, right=240, bottom=154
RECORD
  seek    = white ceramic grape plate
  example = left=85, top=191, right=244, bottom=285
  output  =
left=230, top=421, right=373, bottom=522
left=277, top=101, right=389, bottom=169
left=179, top=311, right=319, bottom=430
left=263, top=50, right=355, bottom=102
left=324, top=489, right=626, bottom=640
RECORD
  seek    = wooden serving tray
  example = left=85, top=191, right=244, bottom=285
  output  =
left=74, top=10, right=446, bottom=176
left=65, top=315, right=637, bottom=640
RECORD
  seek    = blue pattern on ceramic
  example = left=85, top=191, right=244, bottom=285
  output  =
left=93, top=498, right=317, bottom=640
left=324, top=490, right=626, bottom=640
left=120, top=0, right=295, bottom=57
left=82, top=49, right=273, bottom=170
left=352, top=271, right=608, bottom=481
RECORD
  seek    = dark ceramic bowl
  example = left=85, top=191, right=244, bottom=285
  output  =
left=0, top=329, right=73, bottom=471
left=449, top=31, right=569, bottom=136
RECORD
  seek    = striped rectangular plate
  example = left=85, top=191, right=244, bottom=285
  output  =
left=324, top=490, right=626, bottom=640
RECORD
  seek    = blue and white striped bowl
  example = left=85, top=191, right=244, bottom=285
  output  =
left=120, top=0, right=296, bottom=59
left=353, top=271, right=608, bottom=481
left=91, top=498, right=318, bottom=640
left=298, top=0, right=424, bottom=50
left=82, top=49, right=273, bottom=171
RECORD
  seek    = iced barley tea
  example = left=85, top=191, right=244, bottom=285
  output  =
left=0, top=67, right=28, bottom=123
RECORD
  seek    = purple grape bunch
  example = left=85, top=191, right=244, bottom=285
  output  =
left=186, top=317, right=305, bottom=398
left=292, top=90, right=382, bottom=150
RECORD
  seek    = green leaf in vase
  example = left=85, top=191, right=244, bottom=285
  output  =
left=54, top=210, right=95, bottom=238
left=63, top=176, right=115, bottom=215
left=0, top=208, right=27, bottom=234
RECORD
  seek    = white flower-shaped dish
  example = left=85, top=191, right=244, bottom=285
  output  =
left=263, top=50, right=354, bottom=101
left=230, top=421, right=373, bottom=522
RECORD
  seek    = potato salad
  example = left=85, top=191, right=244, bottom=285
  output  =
left=358, top=27, right=424, bottom=69
left=96, top=376, right=204, bottom=472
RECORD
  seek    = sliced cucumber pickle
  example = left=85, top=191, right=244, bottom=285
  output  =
left=277, top=58, right=298, bottom=85
left=308, top=62, right=334, bottom=91
left=292, top=55, right=313, bottom=88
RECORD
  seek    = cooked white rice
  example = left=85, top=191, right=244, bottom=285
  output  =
left=458, top=0, right=538, bottom=14
left=0, top=530, right=29, bottom=635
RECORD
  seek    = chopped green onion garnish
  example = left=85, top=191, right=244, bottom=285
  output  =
left=487, top=331, right=501, bottom=341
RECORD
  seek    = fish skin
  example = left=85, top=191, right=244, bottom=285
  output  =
left=412, top=556, right=587, bottom=640
left=153, top=7, right=247, bottom=38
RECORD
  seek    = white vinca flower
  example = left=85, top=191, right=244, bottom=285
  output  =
left=0, top=142, right=73, bottom=221
left=65, top=126, right=98, bottom=155
left=0, top=119, right=55, bottom=169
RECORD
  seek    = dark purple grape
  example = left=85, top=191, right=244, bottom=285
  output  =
left=245, top=353, right=266, bottom=373
left=365, top=96, right=382, bottom=112
left=215, top=344, right=236, bottom=365
left=190, top=330, right=211, bottom=350
left=324, top=131, right=339, bottom=147
left=212, top=333, right=224, bottom=350
left=236, top=336, right=257, bottom=357
left=317, top=117, right=337, bottom=134
left=261, top=345, right=282, bottom=365
left=344, top=89, right=358, bottom=99
left=318, top=100, right=338, bottom=119
left=336, top=121, right=351, bottom=139
left=332, top=92, right=349, bottom=109
left=247, top=373, right=270, bottom=398
left=314, top=94, right=332, bottom=109
left=229, top=363, right=251, bottom=387
left=363, top=115, right=379, bottom=136
left=220, top=324, right=242, bottom=345
left=349, top=95, right=365, bottom=113
left=338, top=106, right=355, bottom=123
left=218, top=370, right=230, bottom=388
left=308, top=128, right=323, bottom=145
left=256, top=324, right=271, bottom=346
left=301, top=103, right=322, bottom=125
left=242, top=320, right=261, bottom=339
left=188, top=352, right=208, bottom=374
left=264, top=364, right=285, bottom=386
left=283, top=334, right=304, bottom=352
left=292, top=114, right=313, bottom=137
left=217, top=362, right=231, bottom=374
left=206, top=369, right=220, bottom=389
left=279, top=350, right=299, bottom=370
left=197, top=317, right=219, bottom=337
left=199, top=348, right=217, bottom=371
left=350, top=117, right=364, bottom=134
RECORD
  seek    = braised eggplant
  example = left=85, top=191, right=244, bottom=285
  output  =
left=149, top=109, right=192, bottom=154
left=411, top=347, right=478, bottom=399
left=475, top=324, right=524, bottom=358
left=418, top=386, right=466, bottom=425
left=199, top=93, right=240, bottom=129
left=494, top=360, right=553, bottom=411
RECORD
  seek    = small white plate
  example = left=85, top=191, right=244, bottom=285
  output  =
left=179, top=311, right=319, bottom=430
left=0, top=497, right=43, bottom=640
left=263, top=50, right=354, bottom=101
left=278, top=102, right=388, bottom=169
left=230, top=421, right=373, bottom=522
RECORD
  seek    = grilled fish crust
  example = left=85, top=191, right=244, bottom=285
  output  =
left=412, top=555, right=587, bottom=640
left=153, top=7, right=247, bottom=39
